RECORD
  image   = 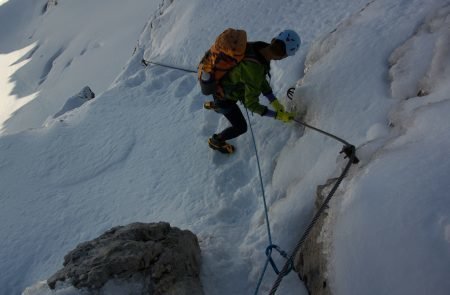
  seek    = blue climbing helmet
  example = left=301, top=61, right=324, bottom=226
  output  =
left=274, top=30, right=301, bottom=56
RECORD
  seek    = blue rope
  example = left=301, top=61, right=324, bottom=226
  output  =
left=244, top=107, right=274, bottom=295
left=244, top=108, right=273, bottom=245
left=255, top=257, right=272, bottom=294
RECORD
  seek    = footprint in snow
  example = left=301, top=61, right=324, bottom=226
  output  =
left=199, top=110, right=220, bottom=137
left=173, top=75, right=196, bottom=98
left=145, top=79, right=164, bottom=92
left=165, top=69, right=185, bottom=81
left=124, top=70, right=146, bottom=88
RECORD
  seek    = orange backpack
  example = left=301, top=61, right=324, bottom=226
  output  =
left=198, top=28, right=247, bottom=97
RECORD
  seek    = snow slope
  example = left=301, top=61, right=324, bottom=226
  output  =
left=0, top=0, right=449, bottom=294
left=330, top=3, right=450, bottom=293
left=0, top=0, right=158, bottom=134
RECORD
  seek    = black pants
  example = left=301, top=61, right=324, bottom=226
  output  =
left=214, top=99, right=248, bottom=141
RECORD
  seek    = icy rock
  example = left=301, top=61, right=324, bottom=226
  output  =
left=47, top=222, right=203, bottom=295
left=53, top=86, right=95, bottom=119
left=295, top=179, right=337, bottom=295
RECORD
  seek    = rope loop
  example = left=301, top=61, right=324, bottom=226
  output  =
left=266, top=244, right=294, bottom=275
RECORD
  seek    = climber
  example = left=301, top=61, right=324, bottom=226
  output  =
left=200, top=29, right=301, bottom=154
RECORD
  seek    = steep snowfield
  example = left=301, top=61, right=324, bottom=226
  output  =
left=0, top=0, right=449, bottom=294
left=0, top=0, right=158, bottom=134
left=331, top=3, right=450, bottom=293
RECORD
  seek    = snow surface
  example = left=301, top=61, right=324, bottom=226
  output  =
left=0, top=0, right=449, bottom=294
left=0, top=0, right=158, bottom=134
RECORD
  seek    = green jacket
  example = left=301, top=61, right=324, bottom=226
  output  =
left=221, top=42, right=272, bottom=115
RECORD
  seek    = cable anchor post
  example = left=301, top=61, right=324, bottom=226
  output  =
left=340, top=145, right=359, bottom=164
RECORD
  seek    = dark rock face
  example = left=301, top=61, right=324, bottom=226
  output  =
left=295, top=179, right=336, bottom=295
left=53, top=86, right=95, bottom=119
left=48, top=222, right=203, bottom=295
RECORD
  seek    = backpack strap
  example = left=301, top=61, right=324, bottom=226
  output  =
left=243, top=56, right=262, bottom=64
left=244, top=42, right=271, bottom=78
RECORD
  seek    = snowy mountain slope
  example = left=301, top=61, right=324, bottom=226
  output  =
left=0, top=0, right=159, bottom=134
left=0, top=0, right=449, bottom=294
left=329, top=3, right=450, bottom=293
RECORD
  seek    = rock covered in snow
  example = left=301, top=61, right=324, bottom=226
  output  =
left=47, top=222, right=203, bottom=295
left=53, top=86, right=95, bottom=119
left=388, top=4, right=450, bottom=100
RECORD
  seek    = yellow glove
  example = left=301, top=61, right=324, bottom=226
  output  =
left=270, top=99, right=285, bottom=112
left=275, top=111, right=295, bottom=123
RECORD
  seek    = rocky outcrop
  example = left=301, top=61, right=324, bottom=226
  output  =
left=295, top=179, right=337, bottom=295
left=42, top=0, right=58, bottom=14
left=53, top=86, right=95, bottom=119
left=47, top=222, right=203, bottom=295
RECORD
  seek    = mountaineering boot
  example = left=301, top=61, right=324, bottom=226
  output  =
left=203, top=101, right=216, bottom=110
left=208, top=134, right=235, bottom=154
